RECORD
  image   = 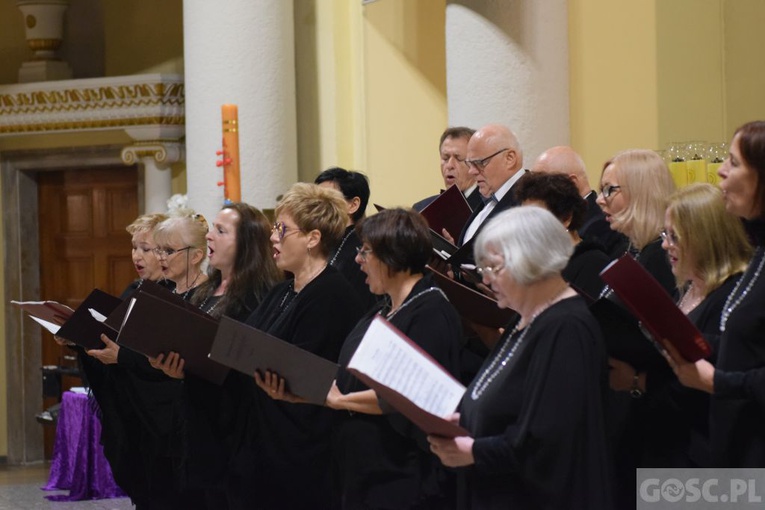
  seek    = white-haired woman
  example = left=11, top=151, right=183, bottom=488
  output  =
left=428, top=206, right=611, bottom=510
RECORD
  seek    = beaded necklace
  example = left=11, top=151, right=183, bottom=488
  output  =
left=278, top=282, right=297, bottom=311
left=470, top=286, right=568, bottom=400
left=720, top=247, right=765, bottom=332
left=198, top=294, right=223, bottom=316
left=383, top=287, right=447, bottom=321
left=470, top=315, right=538, bottom=400
left=329, top=228, right=354, bottom=267
left=173, top=271, right=202, bottom=301
left=677, top=282, right=704, bottom=314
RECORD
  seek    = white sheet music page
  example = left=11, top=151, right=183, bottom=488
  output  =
left=348, top=316, right=465, bottom=418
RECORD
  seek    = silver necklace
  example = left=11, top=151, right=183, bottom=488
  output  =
left=677, top=282, right=703, bottom=313
left=199, top=294, right=223, bottom=316
left=469, top=314, right=539, bottom=400
left=720, top=247, right=765, bottom=332
left=470, top=286, right=568, bottom=400
left=384, top=287, right=447, bottom=320
left=329, top=228, right=354, bottom=266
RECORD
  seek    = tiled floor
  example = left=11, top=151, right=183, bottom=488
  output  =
left=0, top=464, right=134, bottom=510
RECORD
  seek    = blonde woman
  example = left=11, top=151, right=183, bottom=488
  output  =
left=659, top=183, right=751, bottom=466
left=595, top=149, right=677, bottom=390
left=152, top=210, right=209, bottom=300
left=594, top=149, right=676, bottom=506
left=233, top=183, right=365, bottom=510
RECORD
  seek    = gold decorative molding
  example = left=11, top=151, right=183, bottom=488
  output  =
left=0, top=74, right=185, bottom=138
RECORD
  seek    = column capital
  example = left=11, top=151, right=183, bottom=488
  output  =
left=121, top=141, right=185, bottom=169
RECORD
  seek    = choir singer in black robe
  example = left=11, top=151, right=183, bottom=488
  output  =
left=259, top=208, right=462, bottom=509
left=666, top=121, right=765, bottom=467
left=428, top=206, right=611, bottom=510
left=242, top=183, right=364, bottom=510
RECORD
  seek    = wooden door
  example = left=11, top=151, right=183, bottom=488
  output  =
left=38, top=166, right=139, bottom=457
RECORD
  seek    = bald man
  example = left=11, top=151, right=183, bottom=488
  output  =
left=533, top=146, right=627, bottom=258
left=457, top=124, right=527, bottom=248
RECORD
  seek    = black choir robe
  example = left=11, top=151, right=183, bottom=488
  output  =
left=334, top=275, right=462, bottom=509
left=459, top=297, right=611, bottom=510
left=712, top=239, right=765, bottom=467
left=235, top=266, right=364, bottom=510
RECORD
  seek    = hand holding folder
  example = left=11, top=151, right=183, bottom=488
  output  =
left=209, top=317, right=339, bottom=405
left=11, top=300, right=74, bottom=333
left=13, top=289, right=122, bottom=349
left=599, top=254, right=711, bottom=363
left=114, top=290, right=229, bottom=385
left=419, top=184, right=473, bottom=243
left=346, top=316, right=469, bottom=437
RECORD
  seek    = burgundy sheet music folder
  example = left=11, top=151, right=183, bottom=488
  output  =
left=599, top=254, right=711, bottom=362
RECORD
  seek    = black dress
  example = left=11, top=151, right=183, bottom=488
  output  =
left=174, top=292, right=262, bottom=509
left=711, top=241, right=765, bottom=467
left=459, top=297, right=611, bottom=510
left=600, top=239, right=676, bottom=508
left=334, top=275, right=462, bottom=509
left=562, top=239, right=611, bottom=301
left=235, top=266, right=365, bottom=510
left=673, top=274, right=741, bottom=467
left=79, top=279, right=203, bottom=510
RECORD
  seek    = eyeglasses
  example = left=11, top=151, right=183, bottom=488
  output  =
left=476, top=262, right=505, bottom=280
left=355, top=246, right=373, bottom=261
left=599, top=184, right=622, bottom=199
left=660, top=228, right=679, bottom=246
left=466, top=148, right=510, bottom=172
left=154, top=246, right=192, bottom=257
left=272, top=222, right=302, bottom=241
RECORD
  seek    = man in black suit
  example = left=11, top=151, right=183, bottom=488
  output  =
left=533, top=146, right=628, bottom=258
left=456, top=123, right=527, bottom=251
left=413, top=126, right=483, bottom=213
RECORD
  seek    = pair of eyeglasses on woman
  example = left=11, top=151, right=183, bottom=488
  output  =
left=659, top=229, right=679, bottom=246
left=272, top=221, right=302, bottom=241
left=476, top=262, right=505, bottom=280
left=355, top=246, right=373, bottom=261
left=153, top=246, right=192, bottom=257
left=599, top=184, right=621, bottom=199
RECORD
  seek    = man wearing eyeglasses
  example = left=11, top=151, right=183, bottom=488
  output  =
left=413, top=126, right=483, bottom=213
left=458, top=124, right=527, bottom=248
left=532, top=146, right=627, bottom=258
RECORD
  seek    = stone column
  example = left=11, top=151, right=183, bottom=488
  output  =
left=121, top=142, right=183, bottom=213
left=183, top=0, right=298, bottom=221
left=445, top=0, right=570, bottom=164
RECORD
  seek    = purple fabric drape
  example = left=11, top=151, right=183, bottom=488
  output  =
left=43, top=391, right=127, bottom=501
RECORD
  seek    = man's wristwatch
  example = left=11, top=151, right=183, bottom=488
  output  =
left=630, top=370, right=644, bottom=398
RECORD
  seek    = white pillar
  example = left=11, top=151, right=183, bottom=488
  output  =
left=122, top=142, right=183, bottom=213
left=445, top=0, right=570, bottom=165
left=183, top=0, right=298, bottom=221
